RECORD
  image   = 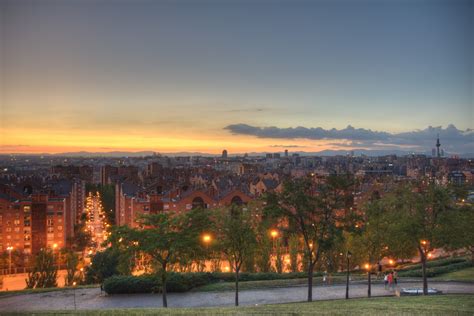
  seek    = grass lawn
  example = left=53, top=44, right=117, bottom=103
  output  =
left=434, top=267, right=474, bottom=282
left=5, top=294, right=474, bottom=315
left=0, top=284, right=98, bottom=298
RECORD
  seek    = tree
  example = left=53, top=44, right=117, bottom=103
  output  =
left=25, top=249, right=58, bottom=289
left=351, top=200, right=389, bottom=297
left=288, top=234, right=300, bottom=273
left=265, top=175, right=355, bottom=302
left=64, top=250, right=79, bottom=286
left=85, top=248, right=120, bottom=284
left=436, top=203, right=474, bottom=263
left=216, top=205, right=257, bottom=306
left=117, top=208, right=211, bottom=307
left=68, top=212, right=93, bottom=253
left=384, top=183, right=456, bottom=295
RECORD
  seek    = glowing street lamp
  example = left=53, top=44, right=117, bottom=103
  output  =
left=388, top=259, right=394, bottom=265
left=202, top=234, right=212, bottom=244
left=270, top=229, right=278, bottom=238
left=6, top=246, right=13, bottom=276
left=365, top=263, right=372, bottom=298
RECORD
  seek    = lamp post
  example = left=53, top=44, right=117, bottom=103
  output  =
left=53, top=243, right=58, bottom=267
left=202, top=234, right=212, bottom=272
left=345, top=251, right=352, bottom=299
left=6, top=246, right=13, bottom=276
left=72, top=281, right=77, bottom=310
left=365, top=263, right=371, bottom=298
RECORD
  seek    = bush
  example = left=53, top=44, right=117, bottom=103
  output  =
left=397, top=261, right=473, bottom=278
left=398, top=257, right=468, bottom=272
left=103, top=271, right=326, bottom=294
left=103, top=273, right=218, bottom=294
left=103, top=275, right=160, bottom=294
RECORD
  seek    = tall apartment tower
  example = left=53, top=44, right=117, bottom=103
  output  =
left=436, top=134, right=441, bottom=158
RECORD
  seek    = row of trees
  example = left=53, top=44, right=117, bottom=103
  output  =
left=101, top=175, right=473, bottom=307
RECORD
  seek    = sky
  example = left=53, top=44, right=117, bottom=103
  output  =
left=1, top=0, right=473, bottom=155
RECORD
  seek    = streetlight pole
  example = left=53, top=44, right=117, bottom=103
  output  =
left=345, top=251, right=352, bottom=299
left=6, top=246, right=13, bottom=276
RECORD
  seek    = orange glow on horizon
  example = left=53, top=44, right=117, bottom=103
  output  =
left=0, top=126, right=345, bottom=154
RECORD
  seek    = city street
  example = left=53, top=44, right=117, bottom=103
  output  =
left=0, top=281, right=473, bottom=312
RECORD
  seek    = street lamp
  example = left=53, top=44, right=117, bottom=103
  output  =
left=345, top=251, right=352, bottom=299
left=53, top=243, right=58, bottom=267
left=365, top=263, right=371, bottom=298
left=202, top=234, right=212, bottom=245
left=6, top=246, right=13, bottom=276
left=202, top=234, right=212, bottom=271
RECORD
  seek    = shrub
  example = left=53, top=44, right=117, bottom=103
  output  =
left=398, top=257, right=468, bottom=272
left=103, top=271, right=328, bottom=294
left=103, top=275, right=159, bottom=294
left=397, top=261, right=473, bottom=278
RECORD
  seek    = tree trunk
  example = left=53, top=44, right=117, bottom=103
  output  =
left=367, top=270, right=371, bottom=298
left=161, top=262, right=168, bottom=307
left=235, top=267, right=239, bottom=306
left=307, top=262, right=314, bottom=302
left=420, top=249, right=428, bottom=295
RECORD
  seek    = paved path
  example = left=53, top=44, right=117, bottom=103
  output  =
left=0, top=281, right=473, bottom=311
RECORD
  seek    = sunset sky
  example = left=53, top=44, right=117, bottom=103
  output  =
left=1, top=0, right=473, bottom=155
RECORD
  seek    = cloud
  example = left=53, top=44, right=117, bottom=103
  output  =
left=224, top=124, right=474, bottom=153
left=269, top=144, right=308, bottom=148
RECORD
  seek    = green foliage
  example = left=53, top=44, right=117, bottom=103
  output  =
left=64, top=250, right=79, bottom=286
left=25, top=249, right=58, bottom=289
left=85, top=248, right=121, bottom=284
left=398, top=257, right=469, bottom=272
left=112, top=208, right=212, bottom=307
left=288, top=234, right=300, bottom=273
left=103, top=272, right=319, bottom=294
left=397, top=261, right=473, bottom=278
left=68, top=212, right=93, bottom=252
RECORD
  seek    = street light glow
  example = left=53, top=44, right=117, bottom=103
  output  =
left=270, top=229, right=278, bottom=238
left=364, top=263, right=370, bottom=270
left=202, top=234, right=212, bottom=243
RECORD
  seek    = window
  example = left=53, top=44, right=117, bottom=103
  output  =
left=14, top=227, right=20, bottom=232
left=24, top=235, right=31, bottom=241
left=14, top=219, right=20, bottom=225
left=6, top=227, right=11, bottom=232
left=57, top=226, right=62, bottom=231
left=23, top=206, right=31, bottom=213
left=47, top=233, right=54, bottom=240
left=47, top=219, right=54, bottom=226
left=47, top=227, right=54, bottom=233
left=24, top=220, right=30, bottom=227
left=58, top=218, right=62, bottom=223
left=56, top=212, right=63, bottom=216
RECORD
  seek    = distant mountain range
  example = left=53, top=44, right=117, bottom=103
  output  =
left=3, top=149, right=474, bottom=158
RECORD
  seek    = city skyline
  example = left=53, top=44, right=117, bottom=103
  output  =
left=1, top=0, right=473, bottom=154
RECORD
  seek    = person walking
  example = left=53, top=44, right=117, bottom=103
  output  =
left=384, top=273, right=389, bottom=289
left=387, top=272, right=394, bottom=290
left=377, top=262, right=382, bottom=279
left=393, top=270, right=398, bottom=287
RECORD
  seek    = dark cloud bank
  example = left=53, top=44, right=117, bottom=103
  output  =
left=225, top=124, right=474, bottom=154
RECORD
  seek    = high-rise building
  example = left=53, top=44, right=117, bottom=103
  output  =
left=222, top=149, right=228, bottom=159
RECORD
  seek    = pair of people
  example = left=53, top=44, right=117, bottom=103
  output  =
left=384, top=271, right=398, bottom=290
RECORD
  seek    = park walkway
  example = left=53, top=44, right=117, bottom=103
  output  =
left=0, top=281, right=473, bottom=312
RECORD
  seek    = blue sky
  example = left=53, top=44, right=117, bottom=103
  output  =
left=1, top=0, right=473, bottom=154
